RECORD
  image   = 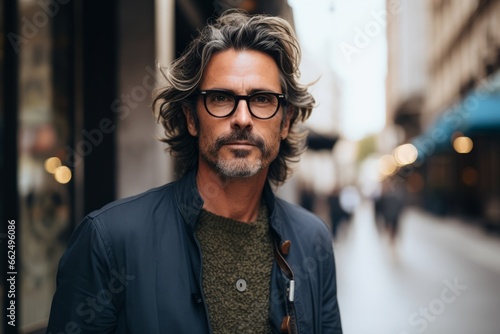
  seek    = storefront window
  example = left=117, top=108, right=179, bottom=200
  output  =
left=18, top=0, right=72, bottom=328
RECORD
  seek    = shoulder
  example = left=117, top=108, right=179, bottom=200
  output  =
left=67, top=182, right=182, bottom=267
left=88, top=183, right=175, bottom=221
left=78, top=182, right=179, bottom=242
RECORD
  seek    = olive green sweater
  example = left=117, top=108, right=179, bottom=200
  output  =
left=196, top=204, right=273, bottom=334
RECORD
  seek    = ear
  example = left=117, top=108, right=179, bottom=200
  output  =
left=183, top=105, right=198, bottom=137
left=279, top=105, right=292, bottom=140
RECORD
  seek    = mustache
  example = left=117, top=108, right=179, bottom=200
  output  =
left=214, top=130, right=266, bottom=152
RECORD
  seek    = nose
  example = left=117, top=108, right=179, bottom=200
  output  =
left=230, top=99, right=253, bottom=130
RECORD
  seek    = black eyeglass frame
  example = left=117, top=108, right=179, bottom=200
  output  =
left=199, top=89, right=287, bottom=120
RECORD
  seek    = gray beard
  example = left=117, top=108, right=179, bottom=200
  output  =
left=200, top=148, right=264, bottom=178
left=200, top=129, right=272, bottom=178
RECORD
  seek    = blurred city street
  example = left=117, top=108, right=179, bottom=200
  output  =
left=335, top=201, right=500, bottom=334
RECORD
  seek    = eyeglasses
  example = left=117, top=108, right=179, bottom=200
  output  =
left=199, top=90, right=286, bottom=120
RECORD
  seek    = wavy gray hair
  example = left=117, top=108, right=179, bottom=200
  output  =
left=153, top=10, right=315, bottom=184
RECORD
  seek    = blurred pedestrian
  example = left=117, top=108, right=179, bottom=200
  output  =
left=328, top=190, right=351, bottom=238
left=375, top=180, right=405, bottom=246
left=379, top=192, right=404, bottom=242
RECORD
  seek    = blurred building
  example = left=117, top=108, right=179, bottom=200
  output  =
left=1, top=0, right=296, bottom=332
left=386, top=0, right=427, bottom=142
left=425, top=0, right=500, bottom=122
left=385, top=0, right=500, bottom=226
left=283, top=56, right=342, bottom=207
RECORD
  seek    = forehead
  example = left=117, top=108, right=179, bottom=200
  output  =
left=200, top=49, right=281, bottom=92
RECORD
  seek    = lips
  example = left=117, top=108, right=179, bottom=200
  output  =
left=225, top=141, right=256, bottom=147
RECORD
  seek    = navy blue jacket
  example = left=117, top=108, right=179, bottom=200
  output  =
left=47, top=170, right=342, bottom=333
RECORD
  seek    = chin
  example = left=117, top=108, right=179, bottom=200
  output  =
left=215, top=159, right=263, bottom=178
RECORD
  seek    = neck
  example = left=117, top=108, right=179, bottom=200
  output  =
left=196, top=162, right=268, bottom=223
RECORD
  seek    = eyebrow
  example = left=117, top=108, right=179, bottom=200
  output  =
left=202, top=88, right=282, bottom=94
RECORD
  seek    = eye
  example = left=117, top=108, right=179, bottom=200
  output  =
left=213, top=95, right=227, bottom=102
left=207, top=92, right=234, bottom=103
left=251, top=93, right=274, bottom=104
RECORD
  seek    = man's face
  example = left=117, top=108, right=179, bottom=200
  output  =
left=186, top=49, right=290, bottom=178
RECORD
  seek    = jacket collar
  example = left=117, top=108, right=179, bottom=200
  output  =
left=174, top=168, right=285, bottom=239
left=173, top=169, right=204, bottom=232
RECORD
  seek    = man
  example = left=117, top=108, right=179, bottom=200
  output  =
left=48, top=10, right=342, bottom=333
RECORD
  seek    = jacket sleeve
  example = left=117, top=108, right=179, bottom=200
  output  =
left=318, top=234, right=343, bottom=333
left=47, top=216, right=120, bottom=333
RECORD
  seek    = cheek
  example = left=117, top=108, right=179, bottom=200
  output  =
left=198, top=115, right=213, bottom=132
left=197, top=123, right=211, bottom=148
left=270, top=119, right=286, bottom=141
left=262, top=125, right=284, bottom=155
left=196, top=116, right=222, bottom=145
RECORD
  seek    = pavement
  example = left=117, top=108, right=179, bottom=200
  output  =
left=334, top=200, right=500, bottom=334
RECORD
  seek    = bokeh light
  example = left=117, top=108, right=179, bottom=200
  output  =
left=54, top=166, right=72, bottom=184
left=393, top=143, right=418, bottom=166
left=378, top=154, right=398, bottom=178
left=44, top=157, right=62, bottom=174
left=453, top=136, right=473, bottom=154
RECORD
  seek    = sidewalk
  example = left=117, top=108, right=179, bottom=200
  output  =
left=334, top=200, right=500, bottom=334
